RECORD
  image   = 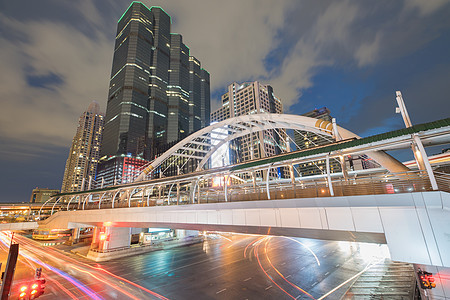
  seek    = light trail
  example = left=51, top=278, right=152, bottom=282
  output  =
left=254, top=237, right=297, bottom=300
left=317, top=258, right=385, bottom=300
left=70, top=265, right=141, bottom=300
left=244, top=236, right=263, bottom=258
left=46, top=276, right=79, bottom=300
left=91, top=265, right=171, bottom=300
left=264, top=237, right=315, bottom=299
left=0, top=232, right=101, bottom=300
left=5, top=233, right=171, bottom=300
left=280, top=236, right=320, bottom=266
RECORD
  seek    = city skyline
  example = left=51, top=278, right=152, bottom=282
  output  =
left=1, top=0, right=450, bottom=202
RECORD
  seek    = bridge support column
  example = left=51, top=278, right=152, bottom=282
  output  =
left=326, top=155, right=334, bottom=196
left=93, top=227, right=131, bottom=251
left=412, top=134, right=438, bottom=190
left=70, top=228, right=80, bottom=244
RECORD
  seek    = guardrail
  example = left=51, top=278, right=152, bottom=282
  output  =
left=43, top=170, right=436, bottom=214
left=434, top=171, right=450, bottom=193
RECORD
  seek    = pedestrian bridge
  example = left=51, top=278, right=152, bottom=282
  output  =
left=6, top=114, right=449, bottom=268
left=32, top=115, right=450, bottom=267
left=39, top=191, right=450, bottom=268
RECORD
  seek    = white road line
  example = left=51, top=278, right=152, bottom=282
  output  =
left=312, top=281, right=318, bottom=286
left=286, top=275, right=291, bottom=278
left=265, top=285, right=272, bottom=290
left=281, top=262, right=286, bottom=265
left=216, top=288, right=227, bottom=294
left=300, top=266, right=305, bottom=271
left=325, top=272, right=329, bottom=276
left=335, top=264, right=340, bottom=268
left=244, top=277, right=252, bottom=282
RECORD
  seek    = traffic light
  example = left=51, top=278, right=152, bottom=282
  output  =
left=18, top=278, right=46, bottom=299
left=418, top=269, right=436, bottom=289
left=18, top=285, right=28, bottom=300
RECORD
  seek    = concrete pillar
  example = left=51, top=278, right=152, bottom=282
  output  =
left=71, top=228, right=80, bottom=244
left=99, top=227, right=131, bottom=251
left=326, top=155, right=334, bottom=196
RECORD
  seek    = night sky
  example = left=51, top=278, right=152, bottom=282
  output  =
left=1, top=1, right=449, bottom=203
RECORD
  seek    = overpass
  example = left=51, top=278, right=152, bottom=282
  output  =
left=40, top=190, right=450, bottom=268
left=1, top=114, right=450, bottom=265
left=31, top=115, right=450, bottom=267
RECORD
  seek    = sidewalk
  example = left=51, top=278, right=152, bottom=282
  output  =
left=54, top=236, right=204, bottom=262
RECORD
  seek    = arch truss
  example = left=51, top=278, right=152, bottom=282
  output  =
left=136, top=113, right=406, bottom=181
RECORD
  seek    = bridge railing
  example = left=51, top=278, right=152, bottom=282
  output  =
left=41, top=170, right=440, bottom=217
left=434, top=171, right=450, bottom=193
left=49, top=170, right=432, bottom=212
left=200, top=170, right=432, bottom=203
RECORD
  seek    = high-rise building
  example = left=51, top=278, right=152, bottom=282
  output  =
left=30, top=188, right=59, bottom=203
left=61, top=102, right=104, bottom=193
left=293, top=107, right=341, bottom=176
left=211, top=81, right=287, bottom=177
left=101, top=2, right=210, bottom=161
left=96, top=155, right=150, bottom=187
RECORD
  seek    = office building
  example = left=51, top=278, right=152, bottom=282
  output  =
left=96, top=155, right=149, bottom=187
left=30, top=188, right=59, bottom=203
left=61, top=102, right=104, bottom=192
left=101, top=2, right=210, bottom=161
left=211, top=81, right=287, bottom=177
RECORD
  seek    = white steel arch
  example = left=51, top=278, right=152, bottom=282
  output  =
left=135, top=113, right=408, bottom=181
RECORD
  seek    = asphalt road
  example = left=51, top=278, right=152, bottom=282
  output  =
left=0, top=232, right=393, bottom=299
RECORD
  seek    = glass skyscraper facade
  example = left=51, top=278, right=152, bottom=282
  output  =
left=101, top=2, right=210, bottom=161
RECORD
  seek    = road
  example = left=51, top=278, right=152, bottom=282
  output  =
left=0, top=231, right=398, bottom=299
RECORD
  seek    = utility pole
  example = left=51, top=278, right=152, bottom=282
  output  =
left=1, top=243, right=19, bottom=299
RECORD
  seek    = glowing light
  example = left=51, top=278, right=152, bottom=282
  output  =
left=280, top=237, right=320, bottom=266
left=31, top=283, right=38, bottom=289
left=264, top=238, right=315, bottom=299
left=254, top=237, right=297, bottom=299
left=318, top=258, right=385, bottom=300
left=20, top=286, right=27, bottom=292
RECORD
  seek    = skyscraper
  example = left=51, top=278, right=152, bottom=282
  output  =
left=101, top=2, right=210, bottom=161
left=62, top=102, right=104, bottom=192
left=211, top=81, right=287, bottom=177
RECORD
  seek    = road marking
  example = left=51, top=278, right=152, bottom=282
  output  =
left=281, top=262, right=286, bottom=265
left=244, top=277, right=252, bottom=282
left=295, top=295, right=303, bottom=299
left=335, top=264, right=340, bottom=268
left=286, top=275, right=291, bottom=278
left=325, top=272, right=329, bottom=276
left=216, top=288, right=226, bottom=294
left=265, top=285, right=272, bottom=290
left=323, top=254, right=327, bottom=258
left=312, top=281, right=318, bottom=286
left=300, top=266, right=305, bottom=271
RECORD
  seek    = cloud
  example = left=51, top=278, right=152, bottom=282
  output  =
left=355, top=32, right=382, bottom=67
left=145, top=0, right=293, bottom=109
left=0, top=14, right=113, bottom=150
left=403, top=0, right=449, bottom=16
left=1, top=0, right=449, bottom=153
